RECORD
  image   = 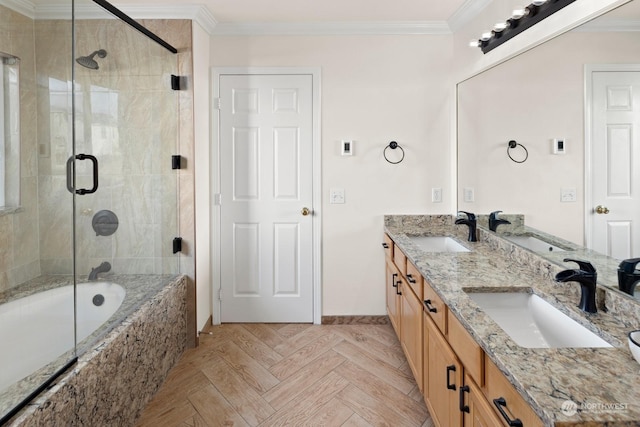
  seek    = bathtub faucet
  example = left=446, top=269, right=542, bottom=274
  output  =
left=89, top=261, right=111, bottom=281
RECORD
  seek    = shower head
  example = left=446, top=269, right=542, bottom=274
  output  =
left=76, top=49, right=107, bottom=70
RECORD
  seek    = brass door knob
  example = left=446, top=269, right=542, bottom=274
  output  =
left=301, top=207, right=311, bottom=216
left=595, top=205, right=610, bottom=215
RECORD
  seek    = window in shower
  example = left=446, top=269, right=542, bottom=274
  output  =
left=0, top=52, right=20, bottom=210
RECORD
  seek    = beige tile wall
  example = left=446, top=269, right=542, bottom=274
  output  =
left=0, top=5, right=41, bottom=293
left=1, top=8, right=195, bottom=300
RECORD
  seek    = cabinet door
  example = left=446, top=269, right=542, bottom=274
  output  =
left=400, top=285, right=423, bottom=391
left=422, top=311, right=429, bottom=404
left=485, top=358, right=543, bottom=427
left=385, top=260, right=401, bottom=335
left=427, top=317, right=463, bottom=427
left=461, top=374, right=502, bottom=427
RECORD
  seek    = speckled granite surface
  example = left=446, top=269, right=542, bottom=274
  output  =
left=385, top=215, right=640, bottom=426
left=4, top=274, right=187, bottom=426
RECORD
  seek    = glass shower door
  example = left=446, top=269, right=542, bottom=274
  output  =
left=72, top=0, right=179, bottom=353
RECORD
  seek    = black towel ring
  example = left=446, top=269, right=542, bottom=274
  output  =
left=384, top=141, right=405, bottom=164
left=507, top=140, right=528, bottom=163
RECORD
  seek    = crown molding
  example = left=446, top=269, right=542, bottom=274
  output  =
left=1, top=2, right=217, bottom=34
left=211, top=21, right=450, bottom=36
left=0, top=0, right=36, bottom=19
left=448, top=0, right=492, bottom=33
left=0, top=1, right=493, bottom=37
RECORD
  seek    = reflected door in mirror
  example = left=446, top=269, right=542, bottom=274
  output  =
left=590, top=70, right=640, bottom=259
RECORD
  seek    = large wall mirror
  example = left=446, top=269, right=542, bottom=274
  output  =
left=458, top=0, right=640, bottom=297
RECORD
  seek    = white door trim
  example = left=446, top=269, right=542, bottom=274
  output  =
left=210, top=67, right=322, bottom=325
left=584, top=63, right=640, bottom=249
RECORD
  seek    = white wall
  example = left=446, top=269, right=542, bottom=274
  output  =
left=193, top=21, right=212, bottom=330
left=209, top=35, right=454, bottom=315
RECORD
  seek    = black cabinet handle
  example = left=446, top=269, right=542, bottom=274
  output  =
left=396, top=281, right=402, bottom=295
left=459, top=385, right=470, bottom=413
left=446, top=365, right=456, bottom=390
left=382, top=243, right=389, bottom=249
left=424, top=299, right=437, bottom=313
left=493, top=397, right=523, bottom=427
left=392, top=273, right=398, bottom=288
left=406, top=274, right=416, bottom=284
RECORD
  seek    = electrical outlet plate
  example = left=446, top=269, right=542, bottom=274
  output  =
left=463, top=187, right=475, bottom=203
left=432, top=188, right=442, bottom=203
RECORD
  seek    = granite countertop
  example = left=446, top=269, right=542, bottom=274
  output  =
left=384, top=215, right=640, bottom=426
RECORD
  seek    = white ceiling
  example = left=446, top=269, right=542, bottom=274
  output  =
left=107, top=0, right=470, bottom=23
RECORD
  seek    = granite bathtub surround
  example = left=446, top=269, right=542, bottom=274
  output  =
left=6, top=274, right=187, bottom=426
left=384, top=215, right=640, bottom=425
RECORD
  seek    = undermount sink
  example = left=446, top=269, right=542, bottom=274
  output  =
left=504, top=235, right=565, bottom=252
left=409, top=236, right=470, bottom=253
left=466, top=291, right=612, bottom=348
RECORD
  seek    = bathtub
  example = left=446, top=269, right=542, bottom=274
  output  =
left=0, top=282, right=125, bottom=393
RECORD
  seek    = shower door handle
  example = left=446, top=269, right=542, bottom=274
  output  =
left=66, top=154, right=99, bottom=195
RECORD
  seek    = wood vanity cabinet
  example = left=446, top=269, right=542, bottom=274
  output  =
left=400, top=273, right=423, bottom=391
left=383, top=234, right=423, bottom=390
left=426, top=316, right=463, bottom=427
left=461, top=373, right=503, bottom=427
left=485, top=357, right=543, bottom=427
left=385, top=259, right=401, bottom=336
left=383, top=233, right=542, bottom=427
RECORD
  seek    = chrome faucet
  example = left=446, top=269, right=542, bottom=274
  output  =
left=488, top=210, right=511, bottom=232
left=554, top=258, right=597, bottom=313
left=618, top=258, right=640, bottom=296
left=455, top=211, right=477, bottom=242
left=89, top=261, right=111, bottom=281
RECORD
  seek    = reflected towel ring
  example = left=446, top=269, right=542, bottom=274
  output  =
left=507, top=140, right=528, bottom=163
left=384, top=141, right=405, bottom=164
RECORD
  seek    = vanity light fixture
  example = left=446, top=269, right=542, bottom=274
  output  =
left=471, top=0, right=576, bottom=54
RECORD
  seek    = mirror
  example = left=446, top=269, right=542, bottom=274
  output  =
left=457, top=0, right=640, bottom=298
left=1, top=51, right=20, bottom=210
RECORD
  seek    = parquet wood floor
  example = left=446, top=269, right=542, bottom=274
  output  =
left=135, top=323, right=434, bottom=427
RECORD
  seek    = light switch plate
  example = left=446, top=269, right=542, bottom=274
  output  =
left=553, top=138, right=566, bottom=154
left=341, top=140, right=353, bottom=156
left=330, top=188, right=345, bottom=204
left=561, top=187, right=577, bottom=202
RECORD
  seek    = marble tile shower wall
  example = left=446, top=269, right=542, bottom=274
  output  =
left=35, top=18, right=181, bottom=279
left=0, top=6, right=40, bottom=293
left=0, top=10, right=195, bottom=295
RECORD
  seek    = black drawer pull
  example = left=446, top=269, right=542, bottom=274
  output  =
left=406, top=274, right=416, bottom=284
left=446, top=365, right=456, bottom=390
left=392, top=273, right=398, bottom=288
left=459, top=385, right=470, bottom=413
left=424, top=299, right=437, bottom=313
left=493, top=397, right=523, bottom=427
left=396, top=281, right=402, bottom=295
left=382, top=243, right=389, bottom=249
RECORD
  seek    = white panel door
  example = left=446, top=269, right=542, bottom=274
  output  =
left=590, top=71, right=640, bottom=259
left=219, top=74, right=314, bottom=322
